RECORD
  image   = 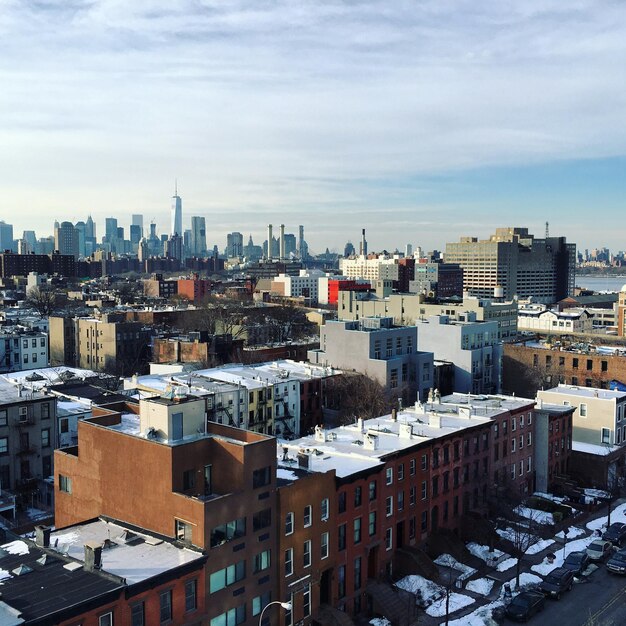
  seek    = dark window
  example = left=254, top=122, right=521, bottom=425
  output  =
left=354, top=486, right=362, bottom=507
left=252, top=466, right=271, bottom=488
left=131, top=603, right=145, bottom=626
left=253, top=509, right=271, bottom=532
left=338, top=523, right=346, bottom=550
left=338, top=491, right=347, bottom=513
left=185, top=579, right=197, bottom=612
left=159, top=590, right=172, bottom=623
left=369, top=481, right=376, bottom=501
left=183, top=469, right=195, bottom=491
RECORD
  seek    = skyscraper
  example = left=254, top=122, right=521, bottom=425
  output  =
left=190, top=216, right=207, bottom=257
left=54, top=221, right=79, bottom=258
left=226, top=232, right=244, bottom=258
left=171, top=183, right=182, bottom=236
left=0, top=221, right=14, bottom=252
left=132, top=214, right=144, bottom=237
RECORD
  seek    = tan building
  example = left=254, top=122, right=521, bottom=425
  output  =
left=338, top=289, right=518, bottom=341
left=49, top=314, right=151, bottom=375
left=619, top=284, right=626, bottom=337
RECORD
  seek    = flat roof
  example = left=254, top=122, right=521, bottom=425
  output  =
left=539, top=385, right=626, bottom=401
left=572, top=441, right=622, bottom=456
left=50, top=519, right=204, bottom=585
left=441, top=392, right=535, bottom=415
left=278, top=404, right=493, bottom=479
left=0, top=378, right=51, bottom=405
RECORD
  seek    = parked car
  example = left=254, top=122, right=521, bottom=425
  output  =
left=563, top=551, right=590, bottom=576
left=505, top=591, right=545, bottom=621
left=586, top=539, right=613, bottom=561
left=539, top=567, right=574, bottom=599
left=602, top=522, right=626, bottom=546
left=606, top=547, right=626, bottom=574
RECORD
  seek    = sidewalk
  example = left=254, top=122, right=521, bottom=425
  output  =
left=415, top=498, right=626, bottom=626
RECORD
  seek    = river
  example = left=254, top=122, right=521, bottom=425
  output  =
left=575, top=275, right=626, bottom=292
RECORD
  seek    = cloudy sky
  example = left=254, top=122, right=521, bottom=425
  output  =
left=1, top=0, right=625, bottom=253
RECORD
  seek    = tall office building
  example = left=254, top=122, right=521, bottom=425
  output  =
left=171, top=183, right=182, bottom=236
left=165, top=233, right=183, bottom=262
left=0, top=221, right=14, bottom=252
left=226, top=232, right=244, bottom=258
left=129, top=224, right=142, bottom=245
left=131, top=214, right=144, bottom=236
left=445, top=226, right=576, bottom=304
left=85, top=215, right=95, bottom=240
left=104, top=217, right=118, bottom=242
left=190, top=216, right=207, bottom=256
left=74, top=221, right=86, bottom=257
left=54, top=221, right=79, bottom=258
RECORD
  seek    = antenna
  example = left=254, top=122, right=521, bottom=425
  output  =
left=545, top=221, right=549, bottom=238
left=174, top=178, right=178, bottom=196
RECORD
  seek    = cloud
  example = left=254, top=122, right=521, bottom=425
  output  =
left=0, top=1, right=625, bottom=250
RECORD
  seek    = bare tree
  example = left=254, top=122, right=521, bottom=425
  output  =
left=25, top=285, right=60, bottom=317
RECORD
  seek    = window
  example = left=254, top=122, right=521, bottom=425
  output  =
left=0, top=410, right=5, bottom=426
left=338, top=565, right=346, bottom=598
left=338, top=491, right=346, bottom=513
left=303, top=540, right=311, bottom=567
left=511, top=417, right=516, bottom=431
left=252, top=466, right=271, bottom=488
left=285, top=548, right=293, bottom=576
left=0, top=438, right=8, bottom=455
left=528, top=412, right=532, bottom=425
left=131, top=602, right=145, bottom=626
left=354, top=486, right=362, bottom=507
left=210, top=560, right=246, bottom=592
left=398, top=463, right=404, bottom=480
left=354, top=556, right=362, bottom=590
left=183, top=469, right=196, bottom=490
left=338, top=523, right=346, bottom=550
left=527, top=457, right=532, bottom=473
left=409, top=486, right=416, bottom=506
left=519, top=461, right=523, bottom=477
left=285, top=512, right=294, bottom=535
left=580, top=403, right=587, bottom=417
left=211, top=517, right=246, bottom=546
left=421, top=511, right=428, bottom=531
left=59, top=474, right=71, bottom=494
left=60, top=418, right=69, bottom=433
left=252, top=592, right=271, bottom=617
left=386, top=467, right=393, bottom=485
left=211, top=606, right=246, bottom=626
left=527, top=433, right=532, bottom=446
left=365, top=481, right=376, bottom=502
left=519, top=435, right=524, bottom=449
left=41, top=428, right=50, bottom=448
left=321, top=498, right=329, bottom=521
left=601, top=428, right=611, bottom=444
left=321, top=532, right=329, bottom=559
left=176, top=519, right=192, bottom=543
left=353, top=517, right=362, bottom=544
left=254, top=550, right=271, bottom=573
left=421, top=454, right=428, bottom=470
left=511, top=438, right=516, bottom=453
left=385, top=496, right=393, bottom=517
left=159, top=590, right=172, bottom=623
left=398, top=491, right=404, bottom=511
left=410, top=459, right=416, bottom=475
left=99, top=613, right=113, bottom=626
left=185, top=579, right=197, bottom=612
left=253, top=509, right=271, bottom=532
left=369, top=511, right=376, bottom=536
left=520, top=414, right=525, bottom=427
left=303, top=584, right=311, bottom=618
left=421, top=480, right=427, bottom=500
left=385, top=527, right=393, bottom=551
left=303, top=505, right=312, bottom=527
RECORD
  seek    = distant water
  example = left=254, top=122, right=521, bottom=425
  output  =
left=575, top=275, right=626, bottom=292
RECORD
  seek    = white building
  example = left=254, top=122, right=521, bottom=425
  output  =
left=339, top=255, right=401, bottom=282
left=0, top=328, right=48, bottom=373
left=518, top=304, right=593, bottom=334
left=270, top=269, right=325, bottom=303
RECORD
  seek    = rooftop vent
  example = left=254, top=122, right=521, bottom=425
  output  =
left=12, top=564, right=33, bottom=576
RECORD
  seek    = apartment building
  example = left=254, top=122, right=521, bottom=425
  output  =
left=308, top=317, right=434, bottom=403
left=0, top=327, right=48, bottom=372
left=409, top=262, right=464, bottom=299
left=338, top=290, right=518, bottom=341
left=416, top=315, right=502, bottom=394
left=618, top=284, right=626, bottom=337
left=0, top=378, right=57, bottom=507
left=517, top=305, right=593, bottom=334
left=444, top=226, right=576, bottom=303
left=55, top=396, right=278, bottom=626
left=271, top=269, right=326, bottom=303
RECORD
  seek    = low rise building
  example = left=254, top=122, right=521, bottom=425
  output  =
left=0, top=327, right=48, bottom=372
left=517, top=304, right=593, bottom=334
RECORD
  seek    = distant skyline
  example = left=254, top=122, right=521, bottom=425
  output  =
left=1, top=1, right=625, bottom=253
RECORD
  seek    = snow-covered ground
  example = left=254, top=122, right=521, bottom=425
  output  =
left=369, top=619, right=390, bottom=626
left=531, top=536, right=594, bottom=575
left=395, top=574, right=444, bottom=606
left=556, top=526, right=586, bottom=539
left=434, top=554, right=477, bottom=581
left=466, top=577, right=495, bottom=596
left=467, top=542, right=506, bottom=564
left=506, top=572, right=542, bottom=589
left=515, top=505, right=554, bottom=525
left=496, top=557, right=518, bottom=572
left=448, top=599, right=504, bottom=626
left=425, top=592, right=476, bottom=617
left=526, top=538, right=555, bottom=555
left=587, top=502, right=626, bottom=531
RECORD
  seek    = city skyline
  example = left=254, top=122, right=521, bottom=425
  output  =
left=1, top=2, right=625, bottom=251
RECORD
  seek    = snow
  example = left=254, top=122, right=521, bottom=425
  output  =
left=506, top=572, right=542, bottom=589
left=109, top=413, right=141, bottom=436
left=369, top=619, right=390, bottom=626
left=514, top=505, right=554, bottom=525
left=584, top=488, right=611, bottom=499
left=466, top=578, right=494, bottom=596
left=496, top=557, right=518, bottom=572
left=425, top=593, right=475, bottom=617
left=556, top=526, right=586, bottom=539
left=526, top=538, right=555, bottom=555
left=277, top=468, right=298, bottom=481
left=572, top=441, right=621, bottom=456
left=448, top=599, right=504, bottom=626
left=26, top=507, right=50, bottom=521
left=586, top=502, right=626, bottom=531
left=534, top=491, right=566, bottom=504
left=531, top=536, right=594, bottom=575
left=1, top=540, right=29, bottom=556
left=466, top=543, right=506, bottom=564
left=395, top=575, right=444, bottom=606
left=433, top=554, right=477, bottom=581
left=0, top=569, right=10, bottom=581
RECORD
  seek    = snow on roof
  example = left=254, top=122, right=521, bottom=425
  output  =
left=56, top=399, right=92, bottom=416
left=1, top=367, right=100, bottom=390
left=571, top=441, right=622, bottom=456
left=442, top=392, right=535, bottom=414
left=539, top=385, right=626, bottom=401
left=107, top=413, right=141, bottom=436
left=278, top=405, right=493, bottom=479
left=50, top=519, right=204, bottom=585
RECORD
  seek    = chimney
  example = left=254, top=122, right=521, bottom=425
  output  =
left=84, top=542, right=103, bottom=571
left=391, top=408, right=397, bottom=422
left=357, top=417, right=364, bottom=433
left=35, top=525, right=51, bottom=548
left=429, top=413, right=442, bottom=428
left=267, top=224, right=273, bottom=261
left=297, top=451, right=310, bottom=470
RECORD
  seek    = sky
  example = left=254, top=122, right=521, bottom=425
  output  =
left=1, top=0, right=625, bottom=254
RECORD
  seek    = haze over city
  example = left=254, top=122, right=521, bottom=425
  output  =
left=2, top=1, right=626, bottom=251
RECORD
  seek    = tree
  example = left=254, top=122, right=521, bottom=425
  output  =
left=25, top=285, right=60, bottom=317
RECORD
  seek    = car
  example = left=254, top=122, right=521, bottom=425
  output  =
left=606, top=547, right=626, bottom=574
left=539, top=567, right=575, bottom=599
left=505, top=590, right=545, bottom=622
left=586, top=539, right=613, bottom=561
left=563, top=551, right=590, bottom=576
left=602, top=522, right=626, bottom=546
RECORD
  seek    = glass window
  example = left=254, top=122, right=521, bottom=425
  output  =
left=59, top=474, right=71, bottom=493
left=285, top=512, right=294, bottom=535
left=409, top=459, right=416, bottom=475
left=303, top=584, right=311, bottom=617
left=252, top=592, right=271, bottom=617
left=398, top=463, right=404, bottom=480
left=353, top=517, right=362, bottom=544
left=131, top=603, right=144, bottom=626
left=303, top=505, right=311, bottom=527
left=252, top=466, right=271, bottom=488
left=385, top=467, right=393, bottom=485
left=303, top=540, right=311, bottom=567
left=368, top=511, right=376, bottom=536
left=354, top=486, right=362, bottom=507
left=385, top=496, right=393, bottom=517
left=369, top=481, right=376, bottom=501
left=285, top=548, right=293, bottom=576
left=210, top=560, right=246, bottom=593
left=321, top=532, right=329, bottom=559
left=321, top=498, right=329, bottom=521
left=0, top=410, right=6, bottom=426
left=211, top=517, right=246, bottom=546
left=338, top=523, right=346, bottom=551
left=159, top=590, right=172, bottom=624
left=185, top=579, right=197, bottom=612
left=99, top=613, right=113, bottom=626
left=385, top=527, right=393, bottom=551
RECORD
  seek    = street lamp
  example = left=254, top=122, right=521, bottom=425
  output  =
left=259, top=601, right=292, bottom=626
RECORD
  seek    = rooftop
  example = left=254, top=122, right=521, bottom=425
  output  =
left=441, top=392, right=535, bottom=415
left=0, top=378, right=50, bottom=405
left=539, top=385, right=626, bottom=401
left=50, top=518, right=205, bottom=585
